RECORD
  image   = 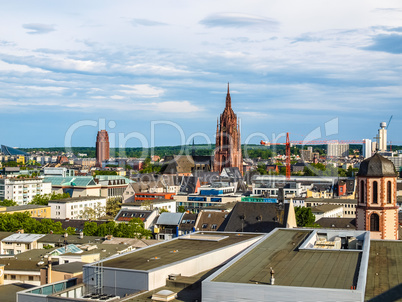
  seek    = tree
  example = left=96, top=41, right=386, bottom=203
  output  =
left=177, top=205, right=186, bottom=213
left=294, top=207, right=316, bottom=227
left=106, top=198, right=121, bottom=217
left=83, top=221, right=98, bottom=236
left=80, top=202, right=106, bottom=219
left=159, top=208, right=169, bottom=214
left=65, top=227, right=76, bottom=235
left=0, top=199, right=18, bottom=207
left=256, top=164, right=267, bottom=175
left=30, top=192, right=70, bottom=206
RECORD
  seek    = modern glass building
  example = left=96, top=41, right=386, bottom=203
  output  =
left=1, top=145, right=28, bottom=156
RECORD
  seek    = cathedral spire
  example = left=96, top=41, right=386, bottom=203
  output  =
left=226, top=82, right=231, bottom=108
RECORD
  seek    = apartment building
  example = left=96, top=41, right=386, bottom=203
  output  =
left=0, top=178, right=52, bottom=205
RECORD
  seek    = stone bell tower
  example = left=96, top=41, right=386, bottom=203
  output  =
left=356, top=153, right=398, bottom=240
left=213, top=83, right=243, bottom=174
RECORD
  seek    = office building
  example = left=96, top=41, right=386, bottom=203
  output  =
left=96, top=130, right=109, bottom=167
left=363, top=138, right=372, bottom=159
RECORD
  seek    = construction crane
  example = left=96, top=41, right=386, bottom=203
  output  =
left=387, top=115, right=393, bottom=151
left=260, top=134, right=365, bottom=180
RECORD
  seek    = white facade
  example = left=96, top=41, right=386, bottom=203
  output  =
left=327, top=142, right=349, bottom=158
left=312, top=205, right=344, bottom=221
left=0, top=178, right=52, bottom=205
left=49, top=197, right=107, bottom=219
left=363, top=139, right=372, bottom=159
left=378, top=122, right=387, bottom=152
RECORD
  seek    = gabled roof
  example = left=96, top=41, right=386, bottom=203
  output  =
left=315, top=218, right=356, bottom=229
left=220, top=167, right=242, bottom=179
left=311, top=204, right=343, bottom=213
left=179, top=213, right=198, bottom=231
left=180, top=176, right=200, bottom=194
left=156, top=212, right=184, bottom=226
left=195, top=211, right=228, bottom=232
left=114, top=209, right=154, bottom=222
left=2, top=233, right=45, bottom=243
left=222, top=202, right=290, bottom=233
left=160, top=155, right=195, bottom=174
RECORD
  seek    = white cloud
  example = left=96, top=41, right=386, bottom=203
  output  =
left=120, top=84, right=165, bottom=98
left=110, top=95, right=125, bottom=99
left=22, top=23, right=55, bottom=34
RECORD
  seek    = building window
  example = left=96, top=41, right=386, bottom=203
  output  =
left=370, top=213, right=380, bottom=232
left=202, top=224, right=208, bottom=228
left=11, top=275, right=16, bottom=280
left=372, top=181, right=378, bottom=204
left=29, top=276, right=34, bottom=281
left=360, top=180, right=364, bottom=203
left=211, top=224, right=217, bottom=230
left=387, top=181, right=392, bottom=204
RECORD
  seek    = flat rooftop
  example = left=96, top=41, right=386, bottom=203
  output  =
left=101, top=232, right=261, bottom=271
left=212, top=229, right=362, bottom=290
left=365, top=240, right=402, bottom=301
left=49, top=196, right=105, bottom=203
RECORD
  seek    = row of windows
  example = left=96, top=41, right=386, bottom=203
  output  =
left=202, top=223, right=217, bottom=229
left=360, top=180, right=393, bottom=204
left=4, top=275, right=34, bottom=281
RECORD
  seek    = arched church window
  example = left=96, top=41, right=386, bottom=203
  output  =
left=360, top=180, right=364, bottom=204
left=372, top=181, right=378, bottom=204
left=387, top=181, right=392, bottom=204
left=370, top=213, right=379, bottom=232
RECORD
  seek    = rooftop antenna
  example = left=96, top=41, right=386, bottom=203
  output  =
left=270, top=267, right=275, bottom=285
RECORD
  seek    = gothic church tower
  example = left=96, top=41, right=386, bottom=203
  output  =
left=214, top=84, right=243, bottom=174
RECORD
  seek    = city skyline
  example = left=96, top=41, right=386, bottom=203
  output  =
left=1, top=1, right=402, bottom=147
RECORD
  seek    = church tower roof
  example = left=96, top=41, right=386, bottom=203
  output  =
left=357, top=153, right=397, bottom=177
left=225, top=82, right=231, bottom=109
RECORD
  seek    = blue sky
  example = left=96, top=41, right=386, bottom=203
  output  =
left=1, top=0, right=402, bottom=148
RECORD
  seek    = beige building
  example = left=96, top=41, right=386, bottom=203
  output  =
left=356, top=153, right=399, bottom=240
left=0, top=233, right=45, bottom=255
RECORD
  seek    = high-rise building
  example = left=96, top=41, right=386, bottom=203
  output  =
left=96, top=130, right=110, bottom=167
left=214, top=84, right=242, bottom=174
left=300, top=149, right=313, bottom=162
left=363, top=139, right=372, bottom=159
left=378, top=122, right=387, bottom=152
left=327, top=142, right=349, bottom=158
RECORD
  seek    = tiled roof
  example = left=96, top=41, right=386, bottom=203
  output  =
left=357, top=153, right=397, bottom=177
left=222, top=202, right=290, bottom=233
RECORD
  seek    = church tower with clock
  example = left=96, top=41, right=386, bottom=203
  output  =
left=214, top=84, right=243, bottom=174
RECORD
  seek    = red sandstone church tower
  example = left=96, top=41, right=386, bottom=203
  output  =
left=214, top=84, right=243, bottom=174
left=356, top=153, right=399, bottom=240
left=96, top=130, right=110, bottom=167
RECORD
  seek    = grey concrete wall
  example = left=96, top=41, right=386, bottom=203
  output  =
left=17, top=293, right=47, bottom=302
left=84, top=265, right=148, bottom=295
left=147, top=235, right=262, bottom=290
left=202, top=282, right=364, bottom=302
